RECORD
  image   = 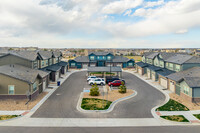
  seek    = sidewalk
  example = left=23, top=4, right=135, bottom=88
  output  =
left=0, top=69, right=79, bottom=116
left=124, top=69, right=200, bottom=123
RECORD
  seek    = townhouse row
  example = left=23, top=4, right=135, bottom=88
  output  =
left=0, top=50, right=68, bottom=99
left=136, top=52, right=200, bottom=103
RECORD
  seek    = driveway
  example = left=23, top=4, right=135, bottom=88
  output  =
left=32, top=71, right=165, bottom=118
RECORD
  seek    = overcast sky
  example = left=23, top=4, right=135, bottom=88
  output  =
left=0, top=0, right=200, bottom=48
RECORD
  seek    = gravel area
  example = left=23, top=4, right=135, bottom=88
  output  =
left=0, top=92, right=48, bottom=111
left=83, top=89, right=134, bottom=102
left=170, top=93, right=200, bottom=110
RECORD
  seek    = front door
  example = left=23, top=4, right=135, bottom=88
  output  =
left=97, top=61, right=105, bottom=67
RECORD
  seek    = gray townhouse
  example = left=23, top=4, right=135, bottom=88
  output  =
left=0, top=50, right=68, bottom=99
left=136, top=52, right=200, bottom=103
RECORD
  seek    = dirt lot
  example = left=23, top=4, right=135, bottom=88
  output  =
left=0, top=92, right=48, bottom=111
left=83, top=89, right=134, bottom=102
left=170, top=93, right=200, bottom=110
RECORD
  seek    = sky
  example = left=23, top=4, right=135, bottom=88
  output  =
left=0, top=0, right=200, bottom=48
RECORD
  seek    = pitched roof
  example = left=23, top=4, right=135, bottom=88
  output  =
left=73, top=56, right=89, bottom=62
left=57, top=61, right=68, bottom=66
left=159, top=52, right=177, bottom=60
left=53, top=51, right=61, bottom=58
left=41, top=64, right=62, bottom=72
left=112, top=56, right=129, bottom=62
left=136, top=61, right=149, bottom=68
left=167, top=67, right=200, bottom=82
left=147, top=52, right=159, bottom=59
left=184, top=56, right=200, bottom=63
left=38, top=51, right=53, bottom=60
left=183, top=77, right=200, bottom=88
left=88, top=52, right=113, bottom=56
left=146, top=65, right=162, bottom=71
left=156, top=68, right=175, bottom=77
left=0, top=64, right=48, bottom=84
left=11, top=51, right=39, bottom=61
left=165, top=54, right=193, bottom=64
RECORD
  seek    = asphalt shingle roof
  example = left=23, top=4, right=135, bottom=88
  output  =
left=146, top=65, right=162, bottom=71
left=0, top=64, right=48, bottom=84
left=88, top=52, right=113, bottom=56
left=136, top=62, right=149, bottom=68
left=167, top=67, right=200, bottom=82
left=156, top=68, right=175, bottom=77
left=87, top=66, right=122, bottom=72
left=41, top=64, right=62, bottom=72
left=73, top=56, right=89, bottom=62
left=112, top=56, right=130, bottom=62
left=165, top=54, right=193, bottom=64
left=38, top=51, right=53, bottom=60
left=56, top=61, right=68, bottom=66
left=147, top=52, right=159, bottom=59
left=184, top=77, right=200, bottom=88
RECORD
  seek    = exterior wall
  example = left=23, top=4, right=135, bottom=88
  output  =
left=182, top=63, right=200, bottom=71
left=193, top=88, right=200, bottom=98
left=142, top=56, right=146, bottom=63
left=69, top=60, right=77, bottom=68
left=39, top=59, right=49, bottom=68
left=0, top=74, right=30, bottom=95
left=0, top=54, right=33, bottom=68
left=168, top=79, right=176, bottom=92
left=180, top=81, right=192, bottom=97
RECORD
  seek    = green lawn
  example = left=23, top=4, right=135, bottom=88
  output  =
left=193, top=114, right=200, bottom=120
left=0, top=115, right=20, bottom=120
left=81, top=98, right=112, bottom=110
left=161, top=115, right=189, bottom=122
left=156, top=99, right=189, bottom=111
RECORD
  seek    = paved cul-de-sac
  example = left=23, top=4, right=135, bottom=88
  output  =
left=31, top=71, right=165, bottom=118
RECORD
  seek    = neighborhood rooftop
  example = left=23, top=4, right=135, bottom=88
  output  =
left=87, top=66, right=122, bottom=72
left=0, top=64, right=48, bottom=84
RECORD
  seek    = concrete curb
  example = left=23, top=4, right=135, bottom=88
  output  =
left=123, top=70, right=170, bottom=119
left=25, top=70, right=87, bottom=117
left=77, top=90, right=137, bottom=113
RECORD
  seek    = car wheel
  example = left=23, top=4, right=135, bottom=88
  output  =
left=90, top=83, right=93, bottom=86
left=101, top=83, right=104, bottom=86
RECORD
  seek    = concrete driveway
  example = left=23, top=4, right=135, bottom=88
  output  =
left=32, top=71, right=165, bottom=118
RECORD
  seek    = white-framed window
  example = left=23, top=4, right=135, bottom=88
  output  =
left=183, top=86, right=189, bottom=95
left=175, top=64, right=181, bottom=71
left=71, top=63, right=76, bottom=66
left=42, top=61, right=44, bottom=67
left=90, top=56, right=95, bottom=60
left=33, top=61, right=38, bottom=69
left=128, top=62, right=133, bottom=66
left=33, top=82, right=37, bottom=92
left=8, top=85, right=15, bottom=95
left=107, top=56, right=111, bottom=60
left=169, top=63, right=173, bottom=69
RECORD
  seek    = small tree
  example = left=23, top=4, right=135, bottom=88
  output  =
left=90, top=83, right=100, bottom=96
left=118, top=81, right=127, bottom=93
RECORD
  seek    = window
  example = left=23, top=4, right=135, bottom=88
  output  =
left=49, top=59, right=52, bottom=65
left=71, top=63, right=76, bottom=66
left=183, top=86, right=189, bottom=95
left=128, top=62, right=133, bottom=66
left=169, top=63, right=173, bottom=69
left=175, top=64, right=181, bottom=71
left=33, top=83, right=37, bottom=92
left=107, top=56, right=111, bottom=60
left=56, top=58, right=59, bottom=63
left=46, top=60, right=48, bottom=65
left=8, top=85, right=15, bottom=95
left=90, top=56, right=95, bottom=60
left=33, top=61, right=37, bottom=69
left=42, top=61, right=44, bottom=67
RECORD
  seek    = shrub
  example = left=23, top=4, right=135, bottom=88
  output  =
left=90, top=83, right=100, bottom=96
left=118, top=81, right=126, bottom=93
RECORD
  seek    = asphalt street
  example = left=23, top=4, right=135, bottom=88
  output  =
left=32, top=71, right=165, bottom=118
left=0, top=126, right=200, bottom=133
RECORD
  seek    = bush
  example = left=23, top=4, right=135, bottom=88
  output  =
left=90, top=83, right=100, bottom=96
left=118, top=81, right=126, bottom=93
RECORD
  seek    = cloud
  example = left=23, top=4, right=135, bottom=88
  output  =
left=144, top=0, right=164, bottom=8
left=101, top=0, right=143, bottom=14
left=176, top=29, right=188, bottom=34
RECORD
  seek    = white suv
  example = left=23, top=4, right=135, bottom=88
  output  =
left=87, top=76, right=97, bottom=82
left=88, top=78, right=105, bottom=86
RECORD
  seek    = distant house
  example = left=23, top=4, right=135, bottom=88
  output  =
left=0, top=64, right=48, bottom=99
left=68, top=52, right=135, bottom=69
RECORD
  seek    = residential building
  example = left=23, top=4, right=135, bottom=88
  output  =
left=68, top=52, right=135, bottom=69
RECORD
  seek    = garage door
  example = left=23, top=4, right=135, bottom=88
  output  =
left=43, top=80, right=46, bottom=91
left=138, top=69, right=142, bottom=75
left=152, top=74, right=156, bottom=81
left=169, top=81, right=175, bottom=92
left=160, top=78, right=167, bottom=88
left=82, top=64, right=88, bottom=69
left=55, top=72, right=59, bottom=81
left=90, top=63, right=96, bottom=67
left=117, top=63, right=122, bottom=67
left=147, top=70, right=151, bottom=79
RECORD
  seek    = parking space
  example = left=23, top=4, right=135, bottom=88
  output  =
left=32, top=71, right=165, bottom=118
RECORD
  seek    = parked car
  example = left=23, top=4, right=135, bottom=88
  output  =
left=87, top=76, right=97, bottom=82
left=106, top=77, right=125, bottom=84
left=108, top=80, right=124, bottom=87
left=88, top=78, right=105, bottom=86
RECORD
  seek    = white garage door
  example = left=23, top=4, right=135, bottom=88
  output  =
left=152, top=74, right=156, bottom=81
left=147, top=70, right=151, bottom=79
left=43, top=80, right=46, bottom=91
left=169, top=81, right=175, bottom=92
left=138, top=69, right=142, bottom=75
left=117, top=63, right=122, bottom=67
left=160, top=78, right=167, bottom=88
left=82, top=64, right=88, bottom=69
left=55, top=72, right=59, bottom=81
